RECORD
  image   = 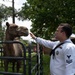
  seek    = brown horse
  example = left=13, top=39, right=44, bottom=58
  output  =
left=3, top=22, right=29, bottom=73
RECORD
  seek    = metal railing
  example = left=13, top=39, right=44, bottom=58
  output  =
left=27, top=42, right=43, bottom=75
left=0, top=41, right=43, bottom=75
left=0, top=41, right=26, bottom=75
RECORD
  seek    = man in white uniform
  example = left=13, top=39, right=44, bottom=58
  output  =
left=30, top=23, right=75, bottom=75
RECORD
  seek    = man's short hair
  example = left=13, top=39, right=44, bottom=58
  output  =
left=59, top=23, right=72, bottom=38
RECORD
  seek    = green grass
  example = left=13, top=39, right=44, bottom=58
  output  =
left=43, top=54, right=50, bottom=75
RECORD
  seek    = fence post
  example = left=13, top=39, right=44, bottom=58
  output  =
left=28, top=41, right=32, bottom=75
left=36, top=43, right=43, bottom=75
left=39, top=45, right=43, bottom=75
left=36, top=43, right=40, bottom=75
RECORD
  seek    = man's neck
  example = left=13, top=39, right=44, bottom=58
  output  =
left=60, top=38, right=68, bottom=42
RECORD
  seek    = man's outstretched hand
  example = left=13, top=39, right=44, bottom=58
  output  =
left=30, top=32, right=36, bottom=39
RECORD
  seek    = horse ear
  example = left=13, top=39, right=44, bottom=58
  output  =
left=6, top=22, right=10, bottom=27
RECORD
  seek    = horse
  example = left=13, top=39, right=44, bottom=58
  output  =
left=3, top=22, right=29, bottom=73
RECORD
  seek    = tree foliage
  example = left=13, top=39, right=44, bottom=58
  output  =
left=18, top=0, right=75, bottom=39
left=0, top=4, right=17, bottom=41
left=0, top=4, right=17, bottom=22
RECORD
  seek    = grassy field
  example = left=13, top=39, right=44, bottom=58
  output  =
left=26, top=52, right=50, bottom=75
left=30, top=53, right=50, bottom=75
left=43, top=54, right=50, bottom=75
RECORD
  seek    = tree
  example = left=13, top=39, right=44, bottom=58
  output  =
left=0, top=4, right=18, bottom=23
left=18, top=0, right=75, bottom=39
left=0, top=4, right=17, bottom=41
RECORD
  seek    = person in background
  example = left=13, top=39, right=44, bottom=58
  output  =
left=30, top=23, right=75, bottom=75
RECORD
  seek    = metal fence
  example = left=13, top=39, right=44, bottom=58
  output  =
left=0, top=41, right=43, bottom=75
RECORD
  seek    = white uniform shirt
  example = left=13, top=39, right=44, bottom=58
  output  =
left=35, top=37, right=75, bottom=75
